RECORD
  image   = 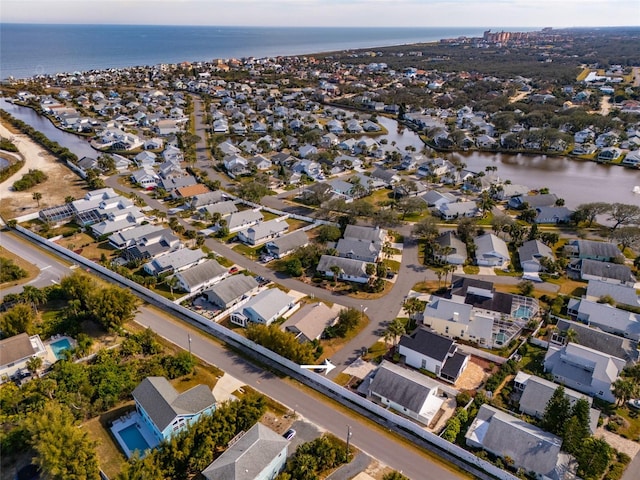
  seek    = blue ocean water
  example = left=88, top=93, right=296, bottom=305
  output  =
left=0, top=24, right=492, bottom=79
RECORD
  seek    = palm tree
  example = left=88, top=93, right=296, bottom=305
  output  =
left=32, top=192, right=42, bottom=207
left=20, top=286, right=47, bottom=313
left=612, top=378, right=637, bottom=407
left=384, top=318, right=407, bottom=347
left=26, top=356, right=43, bottom=378
left=330, top=265, right=342, bottom=285
left=478, top=191, right=496, bottom=218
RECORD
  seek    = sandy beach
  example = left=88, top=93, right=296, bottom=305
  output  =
left=0, top=121, right=89, bottom=220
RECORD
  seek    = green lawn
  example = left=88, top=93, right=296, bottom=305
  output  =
left=233, top=243, right=262, bottom=259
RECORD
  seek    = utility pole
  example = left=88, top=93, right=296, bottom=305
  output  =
left=188, top=334, right=192, bottom=359
left=346, top=425, right=352, bottom=461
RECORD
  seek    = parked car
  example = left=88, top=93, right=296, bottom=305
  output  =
left=228, top=266, right=239, bottom=274
left=628, top=399, right=640, bottom=409
left=283, top=428, right=296, bottom=440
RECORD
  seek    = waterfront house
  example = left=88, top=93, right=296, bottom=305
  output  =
left=534, top=206, right=572, bottom=224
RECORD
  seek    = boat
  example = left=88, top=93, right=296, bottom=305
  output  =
left=633, top=186, right=640, bottom=194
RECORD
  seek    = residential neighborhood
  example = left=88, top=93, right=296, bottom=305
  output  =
left=1, top=25, right=639, bottom=480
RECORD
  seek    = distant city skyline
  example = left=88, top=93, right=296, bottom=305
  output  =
left=2, top=0, right=638, bottom=28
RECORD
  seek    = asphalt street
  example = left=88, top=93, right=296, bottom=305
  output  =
left=1, top=230, right=467, bottom=480
left=135, top=306, right=467, bottom=480
left=0, top=230, right=73, bottom=297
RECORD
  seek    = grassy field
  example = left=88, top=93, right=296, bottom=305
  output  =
left=0, top=244, right=40, bottom=287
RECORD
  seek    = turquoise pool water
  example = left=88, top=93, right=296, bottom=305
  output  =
left=513, top=306, right=533, bottom=320
left=50, top=338, right=72, bottom=359
left=119, top=424, right=151, bottom=455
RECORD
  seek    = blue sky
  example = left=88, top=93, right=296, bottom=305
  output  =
left=2, top=0, right=638, bottom=27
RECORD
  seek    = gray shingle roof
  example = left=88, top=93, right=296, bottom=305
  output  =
left=201, top=422, right=289, bottom=480
left=585, top=280, right=640, bottom=308
left=343, top=225, right=386, bottom=244
left=266, top=230, right=308, bottom=256
left=316, top=255, right=371, bottom=278
left=280, top=302, right=337, bottom=342
left=368, top=360, right=441, bottom=414
left=241, top=288, right=295, bottom=323
left=556, top=318, right=639, bottom=363
left=336, top=238, right=380, bottom=261
left=518, top=239, right=553, bottom=264
left=132, top=377, right=216, bottom=432
left=467, top=404, right=562, bottom=477
left=580, top=259, right=635, bottom=284
left=175, top=260, right=226, bottom=290
left=204, top=274, right=259, bottom=308
left=398, top=327, right=455, bottom=362
left=571, top=239, right=621, bottom=260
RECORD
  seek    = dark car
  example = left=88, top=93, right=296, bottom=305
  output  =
left=283, top=428, right=296, bottom=440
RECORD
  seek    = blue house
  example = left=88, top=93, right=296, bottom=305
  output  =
left=132, top=377, right=216, bottom=444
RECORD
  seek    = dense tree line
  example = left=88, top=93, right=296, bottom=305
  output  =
left=11, top=168, right=48, bottom=191
left=0, top=109, right=79, bottom=165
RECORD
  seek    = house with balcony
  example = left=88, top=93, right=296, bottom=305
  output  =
left=201, top=423, right=289, bottom=480
left=543, top=342, right=625, bottom=403
left=132, top=377, right=216, bottom=445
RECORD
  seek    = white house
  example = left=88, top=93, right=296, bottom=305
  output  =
left=230, top=288, right=298, bottom=327
left=474, top=233, right=509, bottom=267
left=544, top=342, right=625, bottom=403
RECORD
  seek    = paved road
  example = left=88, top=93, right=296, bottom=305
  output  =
left=0, top=230, right=73, bottom=297
left=135, top=306, right=466, bottom=480
left=1, top=230, right=467, bottom=480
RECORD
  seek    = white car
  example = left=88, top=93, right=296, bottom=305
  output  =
left=628, top=399, right=640, bottom=409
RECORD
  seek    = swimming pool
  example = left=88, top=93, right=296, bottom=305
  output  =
left=119, top=424, right=151, bottom=455
left=50, top=338, right=72, bottom=360
left=513, top=305, right=533, bottom=320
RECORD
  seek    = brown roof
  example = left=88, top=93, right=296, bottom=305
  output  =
left=0, top=333, right=36, bottom=367
left=175, top=183, right=210, bottom=198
